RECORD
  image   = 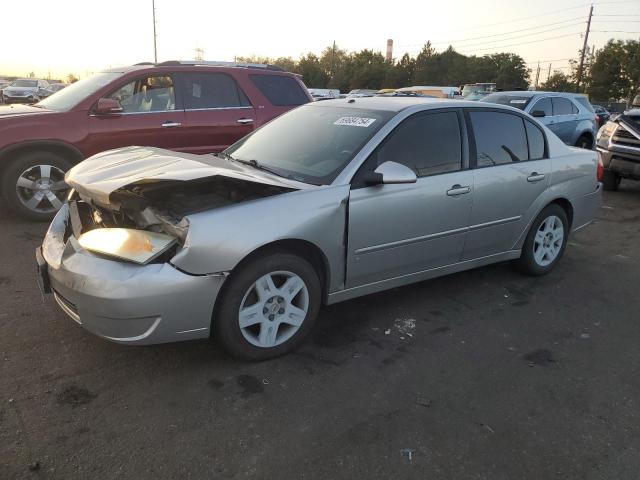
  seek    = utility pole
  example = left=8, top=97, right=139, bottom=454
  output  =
left=330, top=40, right=336, bottom=85
left=534, top=62, right=541, bottom=90
left=576, top=4, right=593, bottom=92
left=547, top=63, right=552, bottom=82
left=152, top=0, right=158, bottom=63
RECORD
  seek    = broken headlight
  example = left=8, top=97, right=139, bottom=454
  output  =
left=77, top=228, right=176, bottom=265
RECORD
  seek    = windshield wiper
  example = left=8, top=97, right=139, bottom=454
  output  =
left=237, top=159, right=290, bottom=179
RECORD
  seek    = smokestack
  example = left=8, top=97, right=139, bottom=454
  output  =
left=386, top=39, right=393, bottom=62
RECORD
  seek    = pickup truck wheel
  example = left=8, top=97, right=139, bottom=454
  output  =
left=516, top=204, right=568, bottom=276
left=2, top=151, right=72, bottom=222
left=214, top=252, right=321, bottom=360
left=601, top=169, right=620, bottom=191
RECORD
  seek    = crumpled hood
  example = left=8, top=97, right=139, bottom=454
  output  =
left=65, top=146, right=310, bottom=208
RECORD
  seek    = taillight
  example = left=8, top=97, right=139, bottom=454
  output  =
left=597, top=154, right=604, bottom=182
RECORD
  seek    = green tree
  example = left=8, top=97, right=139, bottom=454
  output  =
left=344, top=49, right=389, bottom=90
left=540, top=71, right=575, bottom=92
left=587, top=39, right=640, bottom=102
left=297, top=53, right=327, bottom=88
left=488, top=53, right=530, bottom=90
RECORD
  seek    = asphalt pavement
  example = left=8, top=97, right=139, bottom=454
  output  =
left=1, top=184, right=640, bottom=479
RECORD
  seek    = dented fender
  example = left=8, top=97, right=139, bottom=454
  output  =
left=171, top=185, right=351, bottom=293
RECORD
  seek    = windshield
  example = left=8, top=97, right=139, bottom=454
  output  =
left=462, top=84, right=495, bottom=96
left=37, top=72, right=122, bottom=111
left=480, top=93, right=532, bottom=110
left=11, top=80, right=37, bottom=88
left=225, top=105, right=393, bottom=185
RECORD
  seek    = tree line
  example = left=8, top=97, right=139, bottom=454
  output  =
left=236, top=42, right=530, bottom=93
left=238, top=38, right=639, bottom=102
left=541, top=39, right=640, bottom=103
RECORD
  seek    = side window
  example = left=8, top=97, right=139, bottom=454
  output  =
left=470, top=111, right=528, bottom=166
left=570, top=102, right=579, bottom=114
left=249, top=74, right=309, bottom=106
left=532, top=97, right=552, bottom=116
left=107, top=75, right=175, bottom=113
left=525, top=120, right=546, bottom=160
left=180, top=73, right=250, bottom=109
left=552, top=97, right=574, bottom=116
left=353, top=111, right=462, bottom=186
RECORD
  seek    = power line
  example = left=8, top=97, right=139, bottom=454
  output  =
left=397, top=17, right=586, bottom=48
left=429, top=32, right=583, bottom=55
left=592, top=30, right=640, bottom=33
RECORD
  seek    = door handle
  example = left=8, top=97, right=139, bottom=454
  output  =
left=446, top=184, right=471, bottom=196
left=161, top=121, right=182, bottom=128
left=236, top=118, right=254, bottom=125
left=527, top=172, right=546, bottom=183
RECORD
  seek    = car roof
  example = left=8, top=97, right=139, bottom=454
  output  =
left=102, top=61, right=292, bottom=75
left=309, top=96, right=511, bottom=113
left=489, top=91, right=587, bottom=98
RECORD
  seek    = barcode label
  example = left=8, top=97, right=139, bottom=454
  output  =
left=334, top=117, right=376, bottom=127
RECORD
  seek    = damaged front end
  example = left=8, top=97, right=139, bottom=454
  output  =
left=65, top=163, right=297, bottom=267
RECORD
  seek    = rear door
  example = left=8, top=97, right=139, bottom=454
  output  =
left=88, top=74, right=188, bottom=155
left=347, top=109, right=473, bottom=287
left=551, top=97, right=579, bottom=144
left=462, top=109, right=550, bottom=260
left=177, top=72, right=256, bottom=154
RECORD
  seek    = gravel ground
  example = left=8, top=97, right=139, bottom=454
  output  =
left=1, top=183, right=640, bottom=479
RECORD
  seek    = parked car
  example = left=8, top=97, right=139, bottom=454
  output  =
left=36, top=97, right=601, bottom=359
left=308, top=88, right=340, bottom=101
left=592, top=104, right=610, bottom=127
left=346, top=89, right=378, bottom=98
left=3, top=78, right=49, bottom=104
left=0, top=79, right=12, bottom=103
left=481, top=91, right=597, bottom=149
left=38, top=82, right=68, bottom=99
left=396, top=86, right=461, bottom=99
left=596, top=108, right=640, bottom=190
left=462, top=83, right=496, bottom=98
left=0, top=61, right=311, bottom=220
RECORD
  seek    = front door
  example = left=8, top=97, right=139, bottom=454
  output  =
left=88, top=74, right=189, bottom=156
left=462, top=109, right=551, bottom=260
left=176, top=72, right=257, bottom=154
left=346, top=110, right=473, bottom=288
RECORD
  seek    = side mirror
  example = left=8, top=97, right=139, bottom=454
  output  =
left=531, top=110, right=546, bottom=118
left=364, top=161, right=417, bottom=186
left=94, top=97, right=124, bottom=115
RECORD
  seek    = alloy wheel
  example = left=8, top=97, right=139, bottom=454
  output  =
left=533, top=215, right=564, bottom=267
left=238, top=270, right=309, bottom=348
left=15, top=164, right=69, bottom=214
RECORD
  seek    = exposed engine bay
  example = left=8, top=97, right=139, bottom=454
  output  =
left=69, top=175, right=296, bottom=246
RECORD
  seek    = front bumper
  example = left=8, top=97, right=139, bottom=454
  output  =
left=4, top=94, right=36, bottom=103
left=38, top=204, right=225, bottom=345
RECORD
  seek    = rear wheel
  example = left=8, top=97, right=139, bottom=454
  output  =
left=213, top=252, right=321, bottom=360
left=2, top=151, right=73, bottom=221
left=575, top=134, right=593, bottom=149
left=516, top=204, right=569, bottom=276
left=601, top=169, right=620, bottom=191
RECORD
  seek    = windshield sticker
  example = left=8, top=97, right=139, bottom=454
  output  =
left=510, top=99, right=527, bottom=104
left=334, top=117, right=376, bottom=127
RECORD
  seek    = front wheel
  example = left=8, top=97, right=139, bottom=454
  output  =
left=516, top=204, right=569, bottom=276
left=575, top=134, right=593, bottom=149
left=2, top=151, right=73, bottom=222
left=601, top=169, right=620, bottom=191
left=213, top=252, right=321, bottom=360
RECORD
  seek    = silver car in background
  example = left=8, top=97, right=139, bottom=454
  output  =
left=37, top=98, right=602, bottom=359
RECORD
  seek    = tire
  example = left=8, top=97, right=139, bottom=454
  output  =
left=575, top=134, right=593, bottom=150
left=2, top=151, right=73, bottom=222
left=516, top=204, right=569, bottom=276
left=601, top=169, right=620, bottom=191
left=213, top=252, right=322, bottom=360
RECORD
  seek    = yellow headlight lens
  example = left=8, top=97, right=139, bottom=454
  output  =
left=77, top=228, right=176, bottom=265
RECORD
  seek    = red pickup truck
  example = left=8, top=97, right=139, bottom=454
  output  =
left=0, top=61, right=311, bottom=220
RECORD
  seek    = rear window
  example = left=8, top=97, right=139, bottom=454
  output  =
left=180, top=72, right=251, bottom=109
left=249, top=74, right=309, bottom=106
left=481, top=94, right=532, bottom=110
left=470, top=111, right=528, bottom=166
left=575, top=96, right=595, bottom=112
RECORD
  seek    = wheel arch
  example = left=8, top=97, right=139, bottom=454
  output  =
left=0, top=141, right=84, bottom=197
left=212, top=238, right=332, bottom=325
left=549, top=197, right=574, bottom=228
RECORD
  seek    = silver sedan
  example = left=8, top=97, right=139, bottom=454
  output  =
left=37, top=98, right=602, bottom=359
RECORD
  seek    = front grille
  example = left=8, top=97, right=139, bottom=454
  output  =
left=613, top=126, right=640, bottom=148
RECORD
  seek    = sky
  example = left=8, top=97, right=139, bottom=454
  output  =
left=1, top=0, right=639, bottom=81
